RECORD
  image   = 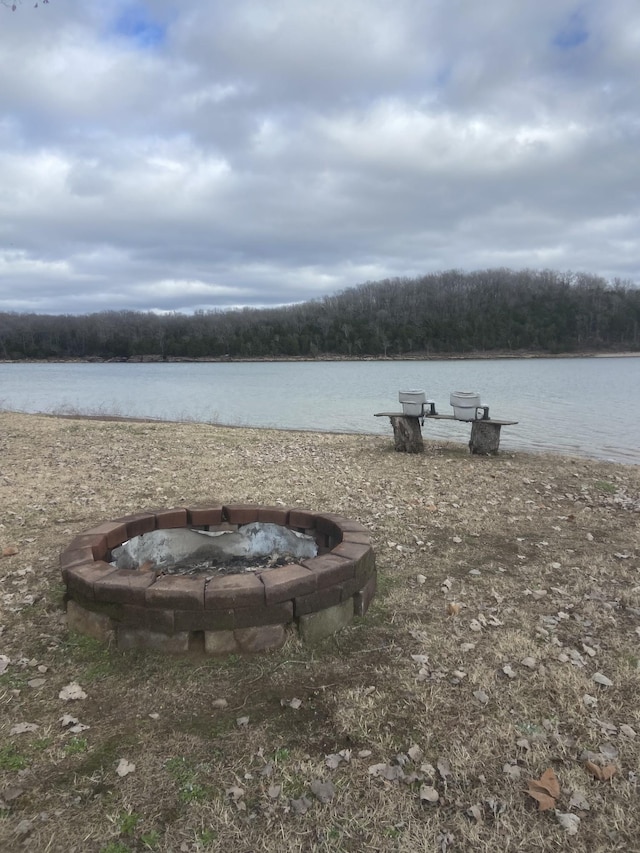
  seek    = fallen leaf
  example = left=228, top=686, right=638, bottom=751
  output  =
left=466, top=803, right=483, bottom=822
left=380, top=764, right=405, bottom=781
left=416, top=574, right=427, bottom=585
left=289, top=796, right=312, bottom=814
left=59, top=682, right=87, bottom=701
left=226, top=785, right=244, bottom=801
left=281, top=697, right=302, bottom=710
left=473, top=689, right=489, bottom=705
left=528, top=787, right=556, bottom=811
left=236, top=716, right=249, bottom=727
left=447, top=602, right=461, bottom=616
left=485, top=797, right=506, bottom=817
left=599, top=743, right=618, bottom=760
left=527, top=768, right=560, bottom=811
left=503, top=763, right=521, bottom=780
left=436, top=757, right=451, bottom=780
left=520, top=657, right=537, bottom=669
left=568, top=790, right=590, bottom=811
left=620, top=724, right=636, bottom=739
left=469, top=619, right=482, bottom=632
left=310, top=779, right=335, bottom=803
left=211, top=699, right=228, bottom=709
left=0, top=655, right=9, bottom=675
left=1, top=547, right=18, bottom=558
left=556, top=811, right=580, bottom=835
left=502, top=664, right=517, bottom=679
left=411, top=654, right=429, bottom=665
left=407, top=744, right=423, bottom=763
left=14, top=819, right=33, bottom=839
left=419, top=784, right=439, bottom=804
left=584, top=761, right=617, bottom=782
left=592, top=672, right=613, bottom=688
left=0, top=786, right=24, bottom=805
left=10, top=722, right=39, bottom=735
left=438, top=830, right=455, bottom=852
left=116, top=759, right=135, bottom=777
left=325, top=753, right=344, bottom=770
left=27, top=678, right=46, bottom=689
left=582, top=693, right=598, bottom=708
left=267, top=784, right=281, bottom=799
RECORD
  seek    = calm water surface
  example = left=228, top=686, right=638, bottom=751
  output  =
left=0, top=358, right=638, bottom=464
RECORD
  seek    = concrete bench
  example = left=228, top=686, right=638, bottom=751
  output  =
left=374, top=412, right=518, bottom=455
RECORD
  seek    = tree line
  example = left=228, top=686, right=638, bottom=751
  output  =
left=1, top=268, right=639, bottom=360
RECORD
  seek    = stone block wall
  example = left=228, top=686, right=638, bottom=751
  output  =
left=61, top=504, right=376, bottom=655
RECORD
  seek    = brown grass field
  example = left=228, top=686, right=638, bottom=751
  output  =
left=1, top=411, right=639, bottom=852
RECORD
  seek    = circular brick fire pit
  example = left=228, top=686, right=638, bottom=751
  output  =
left=60, top=504, right=376, bottom=655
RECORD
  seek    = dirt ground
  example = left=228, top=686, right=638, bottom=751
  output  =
left=1, top=411, right=639, bottom=853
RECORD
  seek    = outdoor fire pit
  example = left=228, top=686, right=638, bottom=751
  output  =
left=60, top=504, right=376, bottom=655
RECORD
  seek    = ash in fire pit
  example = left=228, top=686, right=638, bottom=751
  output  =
left=110, top=522, right=318, bottom=576
left=162, top=552, right=300, bottom=577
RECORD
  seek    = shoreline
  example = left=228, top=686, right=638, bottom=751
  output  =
left=1, top=350, right=639, bottom=365
left=7, top=408, right=639, bottom=468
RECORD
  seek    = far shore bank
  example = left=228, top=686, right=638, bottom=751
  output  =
left=1, top=349, right=639, bottom=365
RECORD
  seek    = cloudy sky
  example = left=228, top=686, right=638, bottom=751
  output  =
left=1, top=1, right=639, bottom=315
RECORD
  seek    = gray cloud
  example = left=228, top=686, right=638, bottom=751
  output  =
left=1, top=0, right=639, bottom=315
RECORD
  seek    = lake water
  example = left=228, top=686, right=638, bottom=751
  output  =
left=0, top=358, right=638, bottom=464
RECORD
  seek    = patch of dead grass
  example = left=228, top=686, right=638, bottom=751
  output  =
left=0, top=411, right=639, bottom=852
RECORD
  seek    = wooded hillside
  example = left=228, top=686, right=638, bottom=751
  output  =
left=1, top=268, right=639, bottom=360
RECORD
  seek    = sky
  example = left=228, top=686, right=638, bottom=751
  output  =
left=1, top=0, right=639, bottom=315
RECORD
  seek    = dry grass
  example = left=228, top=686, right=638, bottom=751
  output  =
left=0, top=411, right=639, bottom=853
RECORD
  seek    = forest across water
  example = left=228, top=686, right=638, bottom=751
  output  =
left=1, top=268, right=639, bottom=360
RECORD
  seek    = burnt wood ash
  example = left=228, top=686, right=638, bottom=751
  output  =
left=156, top=551, right=299, bottom=577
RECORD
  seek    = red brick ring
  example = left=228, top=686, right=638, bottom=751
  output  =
left=60, top=504, right=376, bottom=655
